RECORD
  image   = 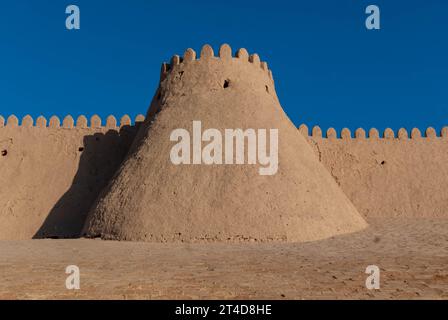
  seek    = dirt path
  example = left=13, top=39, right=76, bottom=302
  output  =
left=0, top=218, right=447, bottom=299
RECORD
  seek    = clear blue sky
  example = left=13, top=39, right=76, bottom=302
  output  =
left=1, top=0, right=447, bottom=133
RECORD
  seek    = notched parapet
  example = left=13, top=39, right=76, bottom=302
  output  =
left=369, top=128, right=379, bottom=139
left=312, top=126, right=322, bottom=138
left=63, top=116, right=75, bottom=128
left=355, top=128, right=366, bottom=139
left=106, top=115, right=117, bottom=129
left=200, top=44, right=214, bottom=60
left=298, top=124, right=309, bottom=137
left=301, top=124, right=444, bottom=141
left=411, top=128, right=421, bottom=139
left=183, top=48, right=196, bottom=62
left=341, top=128, right=351, bottom=140
left=36, top=116, right=47, bottom=128
left=7, top=115, right=19, bottom=127
left=160, top=44, right=274, bottom=84
left=76, top=115, right=88, bottom=128
left=425, top=127, right=437, bottom=139
left=2, top=114, right=444, bottom=144
left=135, top=114, right=145, bottom=123
left=120, top=115, right=131, bottom=127
left=49, top=116, right=60, bottom=128
left=90, top=115, right=102, bottom=128
left=326, top=128, right=337, bottom=139
left=383, top=128, right=395, bottom=139
left=22, top=115, right=33, bottom=127
left=219, top=44, right=232, bottom=61
left=0, top=114, right=142, bottom=131
left=398, top=128, right=408, bottom=140
left=442, top=127, right=448, bottom=138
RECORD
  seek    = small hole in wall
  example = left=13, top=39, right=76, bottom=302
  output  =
left=78, top=147, right=84, bottom=152
left=223, top=79, right=230, bottom=89
left=265, top=85, right=269, bottom=93
left=381, top=160, right=386, bottom=165
left=1, top=150, right=7, bottom=156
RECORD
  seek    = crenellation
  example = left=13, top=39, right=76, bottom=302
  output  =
left=160, top=63, right=169, bottom=82
left=22, top=115, right=33, bottom=127
left=49, top=116, right=60, bottom=128
left=7, top=115, right=19, bottom=127
left=326, top=128, right=337, bottom=139
left=383, top=128, right=394, bottom=139
left=425, top=127, right=437, bottom=138
left=411, top=128, right=421, bottom=139
left=296, top=125, right=447, bottom=140
left=369, top=128, right=379, bottom=139
left=36, top=116, right=47, bottom=128
left=312, top=126, right=322, bottom=138
left=183, top=48, right=196, bottom=62
left=398, top=128, right=408, bottom=140
left=0, top=114, right=145, bottom=130
left=63, top=115, right=74, bottom=128
left=106, top=115, right=117, bottom=129
left=90, top=115, right=102, bottom=128
left=171, top=55, right=181, bottom=66
left=200, top=44, right=214, bottom=59
left=3, top=114, right=442, bottom=143
left=298, top=124, right=309, bottom=137
left=135, top=114, right=145, bottom=124
left=341, top=128, right=351, bottom=139
left=261, top=61, right=268, bottom=71
left=236, top=48, right=249, bottom=61
left=355, top=128, right=366, bottom=139
left=249, top=53, right=261, bottom=66
left=120, top=115, right=131, bottom=127
left=158, top=44, right=274, bottom=87
left=442, top=127, right=448, bottom=138
left=219, top=44, right=232, bottom=60
left=76, top=115, right=88, bottom=128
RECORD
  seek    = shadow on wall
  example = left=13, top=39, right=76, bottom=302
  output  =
left=33, top=126, right=139, bottom=239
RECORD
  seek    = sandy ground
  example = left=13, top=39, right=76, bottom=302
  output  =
left=0, top=218, right=447, bottom=300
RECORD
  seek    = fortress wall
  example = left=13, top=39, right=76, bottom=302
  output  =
left=0, top=115, right=142, bottom=239
left=300, top=125, right=448, bottom=221
left=1, top=113, right=447, bottom=239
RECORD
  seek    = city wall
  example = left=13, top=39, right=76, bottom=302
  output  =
left=0, top=115, right=446, bottom=239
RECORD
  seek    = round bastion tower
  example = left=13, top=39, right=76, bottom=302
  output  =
left=82, top=44, right=367, bottom=243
